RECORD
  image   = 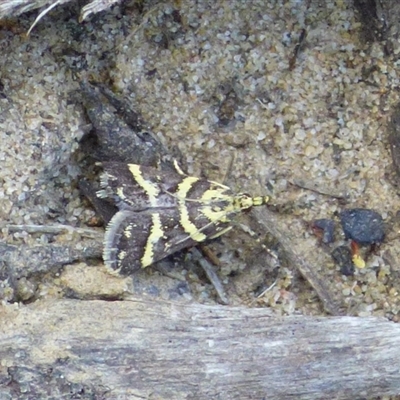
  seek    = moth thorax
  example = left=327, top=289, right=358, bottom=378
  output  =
left=233, top=194, right=269, bottom=210
left=233, top=194, right=255, bottom=210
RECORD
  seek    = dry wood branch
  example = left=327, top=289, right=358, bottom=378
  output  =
left=290, top=178, right=348, bottom=199
left=2, top=223, right=103, bottom=239
left=0, top=0, right=116, bottom=20
left=191, top=246, right=228, bottom=305
left=0, top=298, right=400, bottom=399
left=0, top=0, right=59, bottom=18
left=251, top=207, right=342, bottom=315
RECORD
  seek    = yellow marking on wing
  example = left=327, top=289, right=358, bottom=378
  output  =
left=201, top=205, right=232, bottom=224
left=117, top=187, right=125, bottom=200
left=176, top=176, right=207, bottom=242
left=176, top=176, right=199, bottom=197
left=201, top=188, right=232, bottom=202
left=128, top=164, right=160, bottom=206
left=141, top=213, right=164, bottom=268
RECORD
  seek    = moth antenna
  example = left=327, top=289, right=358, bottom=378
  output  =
left=164, top=189, right=220, bottom=204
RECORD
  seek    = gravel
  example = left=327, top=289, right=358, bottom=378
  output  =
left=1, top=0, right=400, bottom=318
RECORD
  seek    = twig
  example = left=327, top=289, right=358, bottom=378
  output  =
left=222, top=152, right=236, bottom=185
left=2, top=224, right=103, bottom=239
left=289, top=28, right=307, bottom=70
left=26, top=0, right=62, bottom=37
left=250, top=279, right=278, bottom=306
left=121, top=4, right=163, bottom=45
left=291, top=178, right=348, bottom=199
left=251, top=207, right=342, bottom=315
left=191, top=247, right=229, bottom=305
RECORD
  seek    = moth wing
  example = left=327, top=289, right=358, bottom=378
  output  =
left=97, top=162, right=184, bottom=211
left=103, top=209, right=194, bottom=276
left=103, top=210, right=144, bottom=275
left=103, top=206, right=231, bottom=276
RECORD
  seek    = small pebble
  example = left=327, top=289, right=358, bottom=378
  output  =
left=312, top=218, right=336, bottom=244
left=340, top=208, right=385, bottom=245
left=331, top=245, right=355, bottom=276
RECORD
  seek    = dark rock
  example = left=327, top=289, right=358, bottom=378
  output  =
left=79, top=82, right=166, bottom=166
left=340, top=208, right=385, bottom=245
left=312, top=218, right=336, bottom=244
left=331, top=246, right=355, bottom=276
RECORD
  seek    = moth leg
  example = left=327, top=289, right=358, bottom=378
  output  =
left=208, top=226, right=232, bottom=240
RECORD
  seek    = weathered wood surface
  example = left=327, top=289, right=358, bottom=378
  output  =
left=0, top=0, right=67, bottom=19
left=0, top=298, right=400, bottom=399
left=0, top=0, right=119, bottom=21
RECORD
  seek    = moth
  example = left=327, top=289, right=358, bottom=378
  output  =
left=97, top=161, right=269, bottom=276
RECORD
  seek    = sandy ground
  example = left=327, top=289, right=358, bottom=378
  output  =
left=1, top=0, right=400, bottom=324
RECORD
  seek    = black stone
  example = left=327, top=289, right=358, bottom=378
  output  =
left=340, top=208, right=385, bottom=245
left=312, top=218, right=335, bottom=244
left=331, top=246, right=355, bottom=276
